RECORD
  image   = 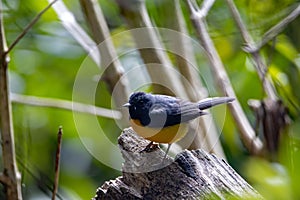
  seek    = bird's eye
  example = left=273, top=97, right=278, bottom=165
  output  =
left=133, top=106, right=137, bottom=110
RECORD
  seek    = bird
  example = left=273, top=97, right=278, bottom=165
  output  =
left=123, top=91, right=234, bottom=162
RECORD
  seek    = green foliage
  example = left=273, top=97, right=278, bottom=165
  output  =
left=1, top=0, right=300, bottom=199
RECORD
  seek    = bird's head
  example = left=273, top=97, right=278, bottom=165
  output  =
left=123, top=92, right=153, bottom=120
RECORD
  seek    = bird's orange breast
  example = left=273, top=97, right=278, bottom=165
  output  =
left=130, top=119, right=189, bottom=144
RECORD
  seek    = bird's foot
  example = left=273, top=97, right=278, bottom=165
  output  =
left=140, top=141, right=159, bottom=153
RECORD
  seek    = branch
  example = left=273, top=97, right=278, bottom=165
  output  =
left=6, top=0, right=58, bottom=54
left=79, top=0, right=130, bottom=126
left=115, top=0, right=187, bottom=98
left=225, top=0, right=277, bottom=100
left=187, top=0, right=215, bottom=19
left=10, top=93, right=121, bottom=119
left=185, top=0, right=263, bottom=154
left=48, top=0, right=101, bottom=66
left=254, top=4, right=300, bottom=51
left=52, top=126, right=63, bottom=200
left=0, top=1, right=23, bottom=198
left=170, top=0, right=206, bottom=99
left=167, top=0, right=225, bottom=158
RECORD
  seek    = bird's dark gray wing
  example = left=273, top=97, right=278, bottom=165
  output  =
left=175, top=100, right=206, bottom=123
left=148, top=99, right=205, bottom=128
left=148, top=104, right=168, bottom=128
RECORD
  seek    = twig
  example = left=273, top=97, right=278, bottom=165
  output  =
left=79, top=0, right=130, bottom=126
left=225, top=0, right=277, bottom=101
left=185, top=0, right=263, bottom=154
left=52, top=126, right=63, bottom=200
left=10, top=93, right=122, bottom=119
left=255, top=4, right=300, bottom=51
left=0, top=1, right=23, bottom=199
left=6, top=0, right=58, bottom=54
left=49, top=0, right=101, bottom=66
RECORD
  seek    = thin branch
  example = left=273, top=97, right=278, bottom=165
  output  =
left=189, top=0, right=215, bottom=19
left=79, top=0, right=130, bottom=126
left=52, top=126, right=63, bottom=200
left=10, top=93, right=122, bottom=119
left=6, top=0, right=58, bottom=54
left=49, top=0, right=101, bottom=66
left=225, top=0, right=277, bottom=101
left=224, top=0, right=254, bottom=47
left=185, top=0, right=263, bottom=154
left=115, top=0, right=187, bottom=98
left=255, top=4, right=300, bottom=51
left=169, top=0, right=207, bottom=100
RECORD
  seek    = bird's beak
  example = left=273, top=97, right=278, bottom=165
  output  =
left=123, top=103, right=131, bottom=107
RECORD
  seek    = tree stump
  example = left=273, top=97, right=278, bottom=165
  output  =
left=93, top=128, right=263, bottom=199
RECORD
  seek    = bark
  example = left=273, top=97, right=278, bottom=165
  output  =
left=93, top=128, right=263, bottom=200
left=249, top=99, right=290, bottom=161
left=0, top=1, right=22, bottom=199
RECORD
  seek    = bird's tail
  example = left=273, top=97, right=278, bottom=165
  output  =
left=198, top=97, right=235, bottom=110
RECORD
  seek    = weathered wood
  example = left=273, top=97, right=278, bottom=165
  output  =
left=93, top=128, right=263, bottom=199
left=249, top=99, right=290, bottom=161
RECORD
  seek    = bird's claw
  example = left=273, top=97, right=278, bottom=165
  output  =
left=140, top=141, right=159, bottom=153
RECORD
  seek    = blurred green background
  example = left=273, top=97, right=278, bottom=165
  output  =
left=1, top=0, right=300, bottom=199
